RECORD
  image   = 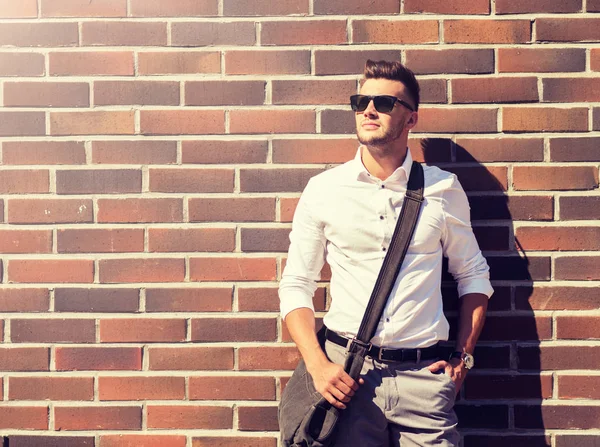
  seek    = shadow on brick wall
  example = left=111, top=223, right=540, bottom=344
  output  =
left=421, top=139, right=549, bottom=447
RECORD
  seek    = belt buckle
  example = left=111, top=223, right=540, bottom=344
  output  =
left=377, top=347, right=385, bottom=362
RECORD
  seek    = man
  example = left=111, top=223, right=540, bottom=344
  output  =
left=279, top=60, right=493, bottom=446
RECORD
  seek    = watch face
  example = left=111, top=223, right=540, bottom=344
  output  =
left=463, top=353, right=475, bottom=369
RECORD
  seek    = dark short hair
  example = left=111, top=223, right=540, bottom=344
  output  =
left=364, top=60, right=420, bottom=111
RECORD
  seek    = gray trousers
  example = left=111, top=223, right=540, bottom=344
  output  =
left=320, top=339, right=460, bottom=447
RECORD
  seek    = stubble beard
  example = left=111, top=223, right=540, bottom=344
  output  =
left=357, top=122, right=404, bottom=156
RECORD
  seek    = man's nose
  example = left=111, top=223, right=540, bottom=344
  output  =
left=363, top=99, right=378, bottom=116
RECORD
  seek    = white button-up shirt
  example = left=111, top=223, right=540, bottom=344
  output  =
left=279, top=147, right=493, bottom=349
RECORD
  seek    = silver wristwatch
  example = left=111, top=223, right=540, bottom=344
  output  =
left=449, top=351, right=475, bottom=370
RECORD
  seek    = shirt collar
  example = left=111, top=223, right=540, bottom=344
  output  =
left=353, top=145, right=413, bottom=185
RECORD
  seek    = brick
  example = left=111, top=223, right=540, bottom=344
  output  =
left=479, top=316, right=551, bottom=341
left=95, top=81, right=179, bottom=106
left=8, top=260, right=94, bottom=284
left=444, top=20, right=530, bottom=44
left=464, top=436, right=551, bottom=447
left=537, top=18, right=600, bottom=42
left=9, top=377, right=93, bottom=401
left=0, top=230, right=51, bottom=254
left=81, top=22, right=167, bottom=46
left=11, top=319, right=95, bottom=343
left=455, top=138, right=543, bottom=162
left=185, top=81, right=265, bottom=106
left=8, top=199, right=93, bottom=224
left=544, top=78, right=600, bottom=102
left=414, top=108, right=498, bottom=133
left=497, top=0, right=581, bottom=13
left=189, top=198, right=275, bottom=222
left=0, top=23, right=78, bottom=47
left=320, top=109, right=355, bottom=134
left=57, top=229, right=144, bottom=253
left=498, top=48, right=586, bottom=73
left=149, top=168, right=234, bottom=193
left=6, top=436, right=94, bottom=447
left=555, top=256, right=600, bottom=280
left=263, top=20, right=346, bottom=45
left=0, top=112, right=45, bottom=137
left=138, top=51, right=220, bottom=75
left=130, top=0, right=216, bottom=16
left=230, top=110, right=315, bottom=134
left=140, top=110, right=224, bottom=135
left=172, top=22, right=255, bottom=46
left=100, top=318, right=185, bottom=342
left=272, top=138, right=357, bottom=163
left=55, top=288, right=139, bottom=313
left=353, top=20, right=438, bottom=44
left=560, top=197, right=600, bottom=220
left=517, top=286, right=600, bottom=310
left=473, top=226, right=510, bottom=250
left=518, top=346, right=600, bottom=370
left=556, top=435, right=600, bottom=447
left=0, top=407, right=48, bottom=430
left=238, top=347, right=301, bottom=370
left=0, top=0, right=37, bottom=17
left=148, top=228, right=235, bottom=252
left=189, top=377, right=275, bottom=400
left=147, top=405, right=232, bottom=429
left=101, top=436, right=186, bottom=447
left=224, top=0, right=308, bottom=15
left=515, top=404, right=600, bottom=429
left=404, top=0, right=489, bottom=14
left=240, top=168, right=323, bottom=192
left=49, top=51, right=134, bottom=76
left=97, top=198, right=182, bottom=223
left=56, top=169, right=141, bottom=194
left=593, top=49, right=600, bottom=71
left=56, top=347, right=142, bottom=371
left=0, top=53, right=45, bottom=76
left=238, top=288, right=282, bottom=312
left=190, top=257, right=277, bottom=281
left=225, top=50, right=310, bottom=75
left=92, top=140, right=177, bottom=165
left=550, top=137, right=600, bottom=162
left=0, top=348, right=49, bottom=371
left=314, top=0, right=398, bottom=14
left=405, top=49, right=494, bottom=75
left=454, top=405, right=509, bottom=429
left=0, top=170, right=48, bottom=194
left=99, top=377, right=185, bottom=401
left=191, top=318, right=277, bottom=342
left=238, top=406, right=278, bottom=431
left=146, top=287, right=232, bottom=312
left=55, top=406, right=142, bottom=431
left=464, top=374, right=552, bottom=399
left=182, top=140, right=267, bottom=164
left=486, top=256, right=551, bottom=281
left=503, top=107, right=588, bottom=132
left=50, top=111, right=135, bottom=136
left=314, top=50, right=399, bottom=75
left=241, top=228, right=291, bottom=252
left=193, top=437, right=276, bottom=447
left=590, top=0, right=600, bottom=11
left=513, top=166, right=598, bottom=191
left=41, top=0, right=126, bottom=17
left=0, top=289, right=49, bottom=312
left=99, top=259, right=185, bottom=283
left=3, top=141, right=86, bottom=165
left=557, top=316, right=600, bottom=340
left=452, top=77, right=538, bottom=104
left=596, top=107, right=600, bottom=131
left=148, top=347, right=234, bottom=370
left=517, top=227, right=600, bottom=251
left=272, top=80, right=355, bottom=106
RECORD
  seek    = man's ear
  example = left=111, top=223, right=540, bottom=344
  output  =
left=406, top=111, right=419, bottom=130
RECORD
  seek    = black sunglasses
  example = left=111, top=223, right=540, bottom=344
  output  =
left=350, top=94, right=415, bottom=113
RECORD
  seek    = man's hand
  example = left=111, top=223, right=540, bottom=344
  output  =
left=427, top=358, right=467, bottom=394
left=307, top=359, right=364, bottom=410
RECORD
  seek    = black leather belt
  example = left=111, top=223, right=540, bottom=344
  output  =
left=324, top=328, right=439, bottom=363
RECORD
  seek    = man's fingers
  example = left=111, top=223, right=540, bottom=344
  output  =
left=338, top=372, right=359, bottom=391
left=428, top=360, right=447, bottom=373
left=323, top=391, right=346, bottom=410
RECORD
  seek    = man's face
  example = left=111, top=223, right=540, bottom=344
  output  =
left=355, top=78, right=417, bottom=147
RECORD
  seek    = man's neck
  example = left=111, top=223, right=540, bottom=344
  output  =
left=361, top=144, right=408, bottom=181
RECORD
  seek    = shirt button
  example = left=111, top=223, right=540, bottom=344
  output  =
left=379, top=215, right=384, bottom=220
left=386, top=318, right=390, bottom=323
left=382, top=247, right=386, bottom=252
left=381, top=185, right=385, bottom=189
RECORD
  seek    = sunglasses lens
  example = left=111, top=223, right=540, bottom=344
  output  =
left=351, top=95, right=397, bottom=113
left=373, top=96, right=395, bottom=113
left=350, top=95, right=370, bottom=112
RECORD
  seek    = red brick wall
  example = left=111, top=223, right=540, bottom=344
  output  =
left=0, top=1, right=599, bottom=446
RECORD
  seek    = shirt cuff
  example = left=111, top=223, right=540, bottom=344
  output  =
left=279, top=291, right=316, bottom=320
left=457, top=279, right=494, bottom=299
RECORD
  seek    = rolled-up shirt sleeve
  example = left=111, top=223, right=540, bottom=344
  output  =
left=279, top=179, right=327, bottom=320
left=441, top=175, right=494, bottom=299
